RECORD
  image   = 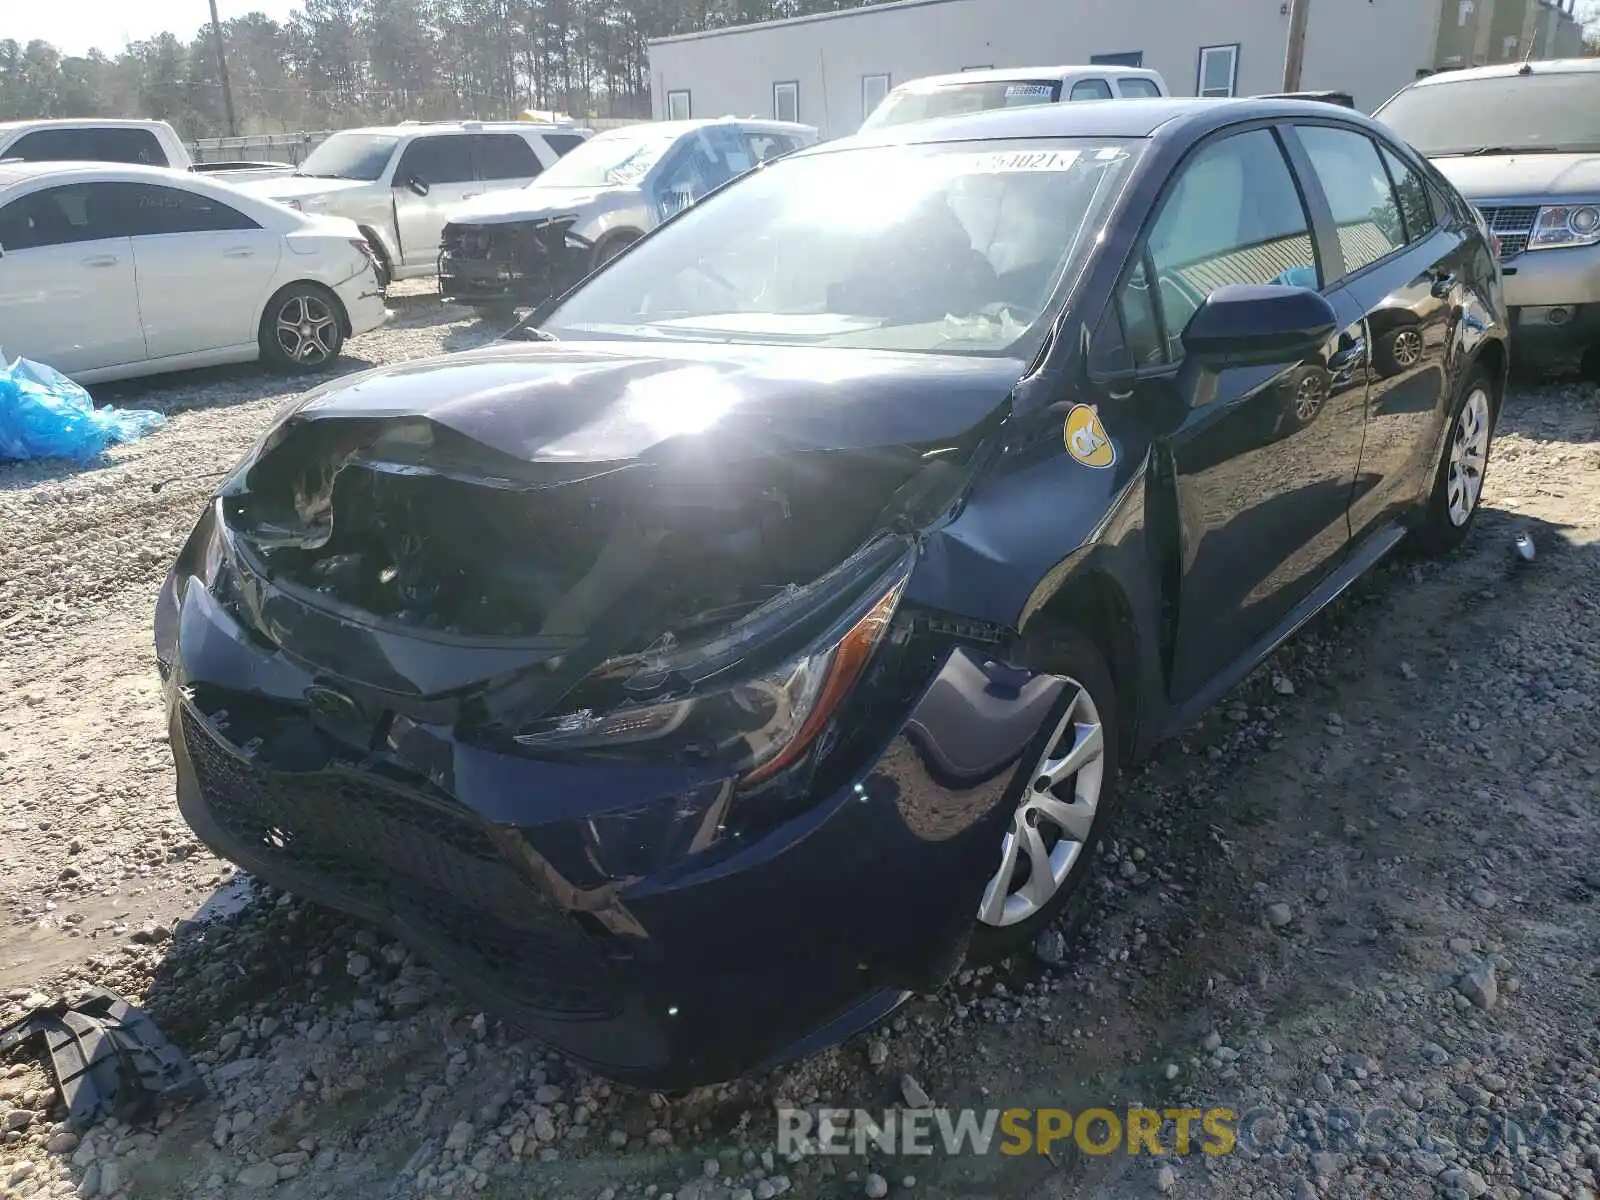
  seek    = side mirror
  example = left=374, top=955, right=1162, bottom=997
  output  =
left=1180, top=283, right=1338, bottom=368
left=399, top=175, right=429, bottom=197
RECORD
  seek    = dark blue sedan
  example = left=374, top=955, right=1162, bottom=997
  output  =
left=155, top=97, right=1508, bottom=1088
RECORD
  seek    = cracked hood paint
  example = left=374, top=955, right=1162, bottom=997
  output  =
left=283, top=340, right=1024, bottom=462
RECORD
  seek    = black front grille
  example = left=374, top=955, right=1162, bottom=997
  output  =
left=1478, top=205, right=1539, bottom=262
left=180, top=706, right=619, bottom=1019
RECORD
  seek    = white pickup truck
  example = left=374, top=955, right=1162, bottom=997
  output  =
left=0, top=118, right=292, bottom=183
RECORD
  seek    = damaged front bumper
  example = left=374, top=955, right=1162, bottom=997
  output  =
left=155, top=555, right=1064, bottom=1086
left=438, top=218, right=592, bottom=308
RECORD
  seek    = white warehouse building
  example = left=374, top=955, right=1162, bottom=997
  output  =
left=647, top=0, right=1448, bottom=138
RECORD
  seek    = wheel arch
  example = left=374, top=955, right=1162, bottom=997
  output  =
left=259, top=279, right=351, bottom=354
left=1020, top=568, right=1142, bottom=768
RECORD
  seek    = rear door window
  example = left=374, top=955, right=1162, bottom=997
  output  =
left=1118, top=77, right=1162, bottom=99
left=394, top=135, right=475, bottom=186
left=1294, top=124, right=1408, bottom=274
left=111, top=183, right=260, bottom=235
left=1069, top=78, right=1115, bottom=101
left=1376, top=142, right=1438, bottom=244
left=474, top=133, right=543, bottom=180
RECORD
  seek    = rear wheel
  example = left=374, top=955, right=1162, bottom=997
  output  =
left=259, top=283, right=345, bottom=373
left=1413, top=367, right=1494, bottom=556
left=970, top=628, right=1121, bottom=961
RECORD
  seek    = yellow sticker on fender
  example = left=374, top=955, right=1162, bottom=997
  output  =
left=1064, top=404, right=1116, bottom=469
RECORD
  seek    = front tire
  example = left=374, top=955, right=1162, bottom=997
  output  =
left=970, top=628, right=1121, bottom=961
left=259, top=283, right=346, bottom=374
left=1413, top=366, right=1494, bottom=556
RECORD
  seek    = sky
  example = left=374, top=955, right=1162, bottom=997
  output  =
left=14, top=0, right=302, bottom=56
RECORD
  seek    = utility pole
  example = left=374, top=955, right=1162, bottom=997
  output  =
left=1282, top=0, right=1311, bottom=91
left=207, top=0, right=239, bottom=138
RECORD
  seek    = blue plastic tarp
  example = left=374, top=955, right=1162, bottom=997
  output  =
left=0, top=354, right=166, bottom=464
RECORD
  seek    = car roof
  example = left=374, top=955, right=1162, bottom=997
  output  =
left=829, top=96, right=1372, bottom=151
left=591, top=118, right=819, bottom=139
left=0, top=159, right=250, bottom=194
left=0, top=118, right=173, bottom=134
left=1407, top=57, right=1600, bottom=87
left=332, top=121, right=573, bottom=137
left=892, top=65, right=1165, bottom=90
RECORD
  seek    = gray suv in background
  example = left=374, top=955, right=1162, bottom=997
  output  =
left=1376, top=59, right=1600, bottom=380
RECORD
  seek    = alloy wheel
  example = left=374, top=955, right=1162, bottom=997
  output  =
left=977, top=679, right=1106, bottom=928
left=1446, top=386, right=1491, bottom=527
left=1294, top=371, right=1329, bottom=422
left=275, top=294, right=339, bottom=364
left=1391, top=328, right=1424, bottom=369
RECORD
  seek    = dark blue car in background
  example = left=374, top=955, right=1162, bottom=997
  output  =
left=155, top=97, right=1508, bottom=1088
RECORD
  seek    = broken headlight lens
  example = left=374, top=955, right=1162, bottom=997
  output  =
left=514, top=562, right=909, bottom=781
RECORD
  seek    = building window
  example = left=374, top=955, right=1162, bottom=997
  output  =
left=773, top=80, right=799, bottom=123
left=667, top=89, right=691, bottom=120
left=1197, top=43, right=1240, bottom=97
left=1091, top=51, right=1144, bottom=67
left=862, top=73, right=890, bottom=120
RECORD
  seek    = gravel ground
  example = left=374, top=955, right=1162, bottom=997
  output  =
left=2, top=289, right=1597, bottom=1200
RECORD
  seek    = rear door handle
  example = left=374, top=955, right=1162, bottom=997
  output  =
left=222, top=247, right=255, bottom=259
left=81, top=254, right=119, bottom=267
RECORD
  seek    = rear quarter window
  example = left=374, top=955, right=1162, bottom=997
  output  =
left=544, top=133, right=587, bottom=158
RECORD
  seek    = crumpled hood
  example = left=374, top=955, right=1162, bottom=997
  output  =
left=1430, top=153, right=1600, bottom=201
left=283, top=340, right=1023, bottom=463
left=447, top=185, right=644, bottom=227
left=233, top=175, right=373, bottom=204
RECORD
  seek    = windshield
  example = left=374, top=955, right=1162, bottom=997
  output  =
left=296, top=133, right=399, bottom=181
left=539, top=138, right=1143, bottom=358
left=1375, top=71, right=1600, bottom=156
left=859, top=79, right=1063, bottom=133
left=534, top=128, right=681, bottom=188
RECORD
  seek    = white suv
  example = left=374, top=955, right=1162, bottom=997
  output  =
left=234, top=121, right=591, bottom=285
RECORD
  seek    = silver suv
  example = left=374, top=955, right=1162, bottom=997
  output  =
left=233, top=121, right=591, bottom=287
left=1375, top=59, right=1600, bottom=379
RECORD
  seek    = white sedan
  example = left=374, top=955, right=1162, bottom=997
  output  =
left=0, top=161, right=388, bottom=384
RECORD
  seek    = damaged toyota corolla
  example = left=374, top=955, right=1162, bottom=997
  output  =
left=156, top=98, right=1506, bottom=1088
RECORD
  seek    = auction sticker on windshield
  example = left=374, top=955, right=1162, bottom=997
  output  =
left=1064, top=404, right=1115, bottom=468
left=962, top=149, right=1082, bottom=173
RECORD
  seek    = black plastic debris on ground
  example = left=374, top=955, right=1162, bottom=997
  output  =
left=0, top=986, right=204, bottom=1131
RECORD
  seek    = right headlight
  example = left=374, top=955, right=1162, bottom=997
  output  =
left=1528, top=204, right=1600, bottom=251
left=514, top=544, right=912, bottom=784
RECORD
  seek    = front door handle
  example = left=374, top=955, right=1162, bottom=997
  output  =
left=81, top=254, right=119, bottom=267
left=1430, top=272, right=1456, bottom=299
left=223, top=247, right=255, bottom=259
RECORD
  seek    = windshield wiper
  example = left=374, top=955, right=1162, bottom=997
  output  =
left=507, top=323, right=557, bottom=342
left=1453, top=145, right=1564, bottom=156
